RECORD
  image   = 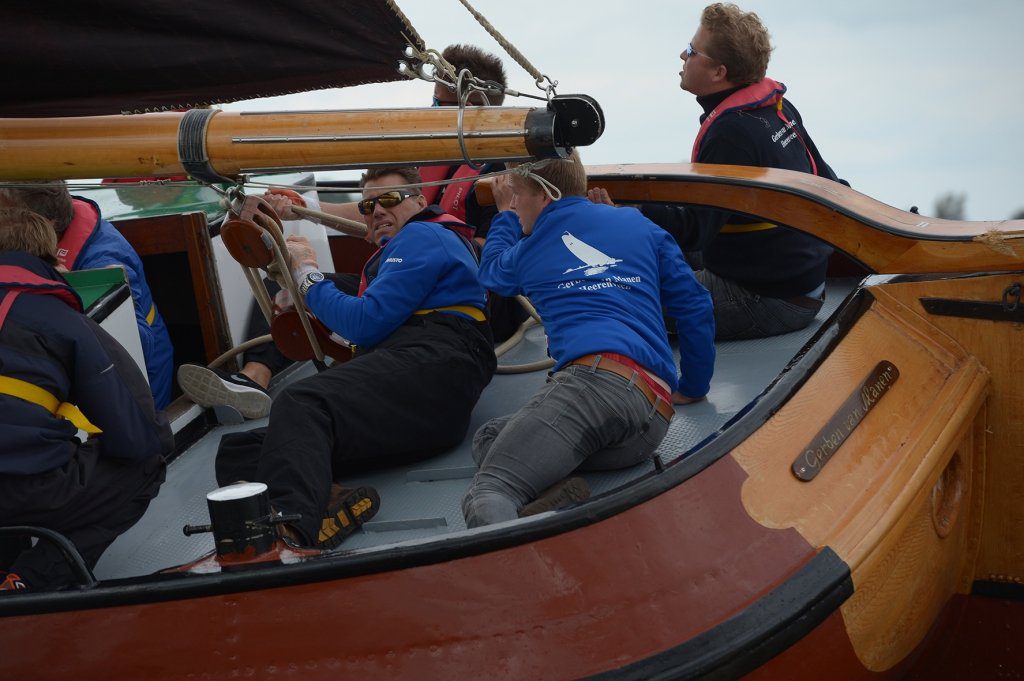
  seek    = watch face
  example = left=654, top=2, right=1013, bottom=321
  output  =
left=301, top=271, right=324, bottom=295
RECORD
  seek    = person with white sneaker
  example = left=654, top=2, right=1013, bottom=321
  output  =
left=176, top=363, right=273, bottom=420
left=214, top=166, right=496, bottom=549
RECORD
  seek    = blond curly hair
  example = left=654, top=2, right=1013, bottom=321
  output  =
left=701, top=3, right=773, bottom=86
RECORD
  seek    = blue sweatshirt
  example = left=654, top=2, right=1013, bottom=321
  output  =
left=480, top=196, right=715, bottom=398
left=72, top=198, right=174, bottom=409
left=305, top=220, right=487, bottom=348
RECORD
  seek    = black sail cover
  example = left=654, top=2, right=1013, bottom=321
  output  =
left=1, top=0, right=424, bottom=117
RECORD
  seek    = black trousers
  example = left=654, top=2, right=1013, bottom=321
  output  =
left=0, top=444, right=165, bottom=590
left=487, top=292, right=530, bottom=344
left=217, top=313, right=496, bottom=544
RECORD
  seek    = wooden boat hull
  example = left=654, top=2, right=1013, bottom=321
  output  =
left=2, top=275, right=1015, bottom=679
left=2, top=166, right=1022, bottom=679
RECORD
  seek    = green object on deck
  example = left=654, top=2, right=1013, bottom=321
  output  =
left=64, top=267, right=128, bottom=311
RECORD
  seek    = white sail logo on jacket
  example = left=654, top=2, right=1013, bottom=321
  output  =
left=561, top=232, right=623, bottom=276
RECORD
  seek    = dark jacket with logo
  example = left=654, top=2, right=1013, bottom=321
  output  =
left=643, top=81, right=844, bottom=299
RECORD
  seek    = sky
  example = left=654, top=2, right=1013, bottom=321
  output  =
left=223, top=0, right=1024, bottom=221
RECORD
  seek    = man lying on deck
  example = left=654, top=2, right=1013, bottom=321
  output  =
left=461, top=152, right=715, bottom=527
left=0, top=207, right=171, bottom=593
left=258, top=43, right=526, bottom=340
left=183, top=45, right=518, bottom=420
left=216, top=166, right=496, bottom=549
left=183, top=43, right=516, bottom=419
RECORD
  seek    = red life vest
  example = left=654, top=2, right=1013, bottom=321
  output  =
left=418, top=164, right=484, bottom=223
left=691, top=78, right=818, bottom=176
left=0, top=265, right=83, bottom=330
left=56, top=199, right=101, bottom=270
left=357, top=212, right=476, bottom=296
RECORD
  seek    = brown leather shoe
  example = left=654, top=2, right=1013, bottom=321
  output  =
left=519, top=477, right=591, bottom=517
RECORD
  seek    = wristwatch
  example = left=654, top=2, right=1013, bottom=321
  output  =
left=298, top=270, right=325, bottom=296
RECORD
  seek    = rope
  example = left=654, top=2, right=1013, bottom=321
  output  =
left=509, top=160, right=562, bottom=202
left=252, top=160, right=562, bottom=203
left=289, top=205, right=367, bottom=237
left=207, top=335, right=274, bottom=370
left=32, top=161, right=565, bottom=216
left=454, top=0, right=557, bottom=97
left=400, top=42, right=506, bottom=101
left=494, top=298, right=555, bottom=374
left=973, top=228, right=1024, bottom=257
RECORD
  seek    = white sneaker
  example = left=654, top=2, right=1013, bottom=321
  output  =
left=176, top=364, right=272, bottom=419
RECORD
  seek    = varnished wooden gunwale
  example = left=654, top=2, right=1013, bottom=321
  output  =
left=587, top=163, right=1024, bottom=275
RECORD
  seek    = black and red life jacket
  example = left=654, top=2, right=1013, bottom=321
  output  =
left=0, top=265, right=82, bottom=328
left=691, top=78, right=819, bottom=176
left=418, top=164, right=484, bottom=224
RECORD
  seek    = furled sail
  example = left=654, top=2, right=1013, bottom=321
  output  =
left=0, top=0, right=423, bottom=117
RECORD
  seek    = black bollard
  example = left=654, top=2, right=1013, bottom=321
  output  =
left=205, top=482, right=277, bottom=557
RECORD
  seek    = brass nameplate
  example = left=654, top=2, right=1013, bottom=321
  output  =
left=792, top=361, right=899, bottom=481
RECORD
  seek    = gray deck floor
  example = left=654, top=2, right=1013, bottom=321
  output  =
left=95, top=279, right=858, bottom=580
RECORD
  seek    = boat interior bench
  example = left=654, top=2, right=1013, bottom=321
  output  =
left=94, top=278, right=859, bottom=580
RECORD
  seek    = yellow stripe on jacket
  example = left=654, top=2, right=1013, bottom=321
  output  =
left=414, top=305, right=486, bottom=321
left=0, top=375, right=102, bottom=434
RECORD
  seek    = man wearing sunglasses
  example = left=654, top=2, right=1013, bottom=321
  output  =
left=265, top=44, right=528, bottom=342
left=215, top=166, right=496, bottom=549
left=592, top=3, right=845, bottom=341
left=182, top=45, right=513, bottom=418
left=265, top=44, right=506, bottom=236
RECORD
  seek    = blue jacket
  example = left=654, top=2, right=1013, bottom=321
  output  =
left=480, top=196, right=715, bottom=398
left=0, top=251, right=174, bottom=475
left=70, top=198, right=174, bottom=408
left=305, top=218, right=487, bottom=349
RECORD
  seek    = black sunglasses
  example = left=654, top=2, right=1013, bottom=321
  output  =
left=357, top=190, right=419, bottom=215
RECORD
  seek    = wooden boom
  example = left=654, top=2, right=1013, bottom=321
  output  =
left=0, top=96, right=603, bottom=181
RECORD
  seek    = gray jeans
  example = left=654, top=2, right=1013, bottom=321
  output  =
left=696, top=269, right=822, bottom=340
left=461, top=363, right=670, bottom=527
